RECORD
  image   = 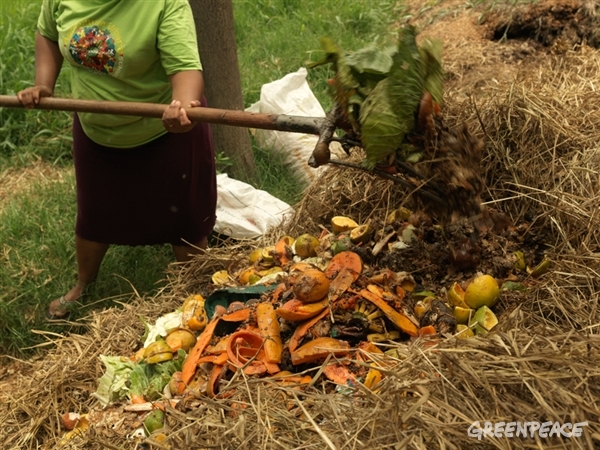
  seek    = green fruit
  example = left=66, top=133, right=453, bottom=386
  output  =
left=412, top=290, right=436, bottom=300
left=471, top=323, right=489, bottom=336
left=144, top=409, right=165, bottom=435
left=513, top=251, right=526, bottom=271
left=294, top=234, right=320, bottom=258
left=469, top=306, right=498, bottom=335
left=527, top=257, right=551, bottom=278
left=501, top=281, right=526, bottom=292
left=331, top=236, right=352, bottom=255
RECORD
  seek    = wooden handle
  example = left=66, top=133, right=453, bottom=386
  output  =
left=0, top=95, right=324, bottom=135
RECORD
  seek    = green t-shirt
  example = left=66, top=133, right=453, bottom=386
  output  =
left=38, top=0, right=202, bottom=148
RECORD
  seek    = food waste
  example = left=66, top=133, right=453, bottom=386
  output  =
left=56, top=211, right=552, bottom=444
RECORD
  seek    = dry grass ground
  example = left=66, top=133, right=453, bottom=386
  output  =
left=0, top=163, right=70, bottom=212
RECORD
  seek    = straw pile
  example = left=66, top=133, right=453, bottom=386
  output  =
left=2, top=9, right=600, bottom=450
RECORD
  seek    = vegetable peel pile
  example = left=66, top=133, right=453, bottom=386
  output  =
left=78, top=211, right=550, bottom=442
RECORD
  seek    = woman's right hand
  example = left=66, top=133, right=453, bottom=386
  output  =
left=17, top=85, right=53, bottom=109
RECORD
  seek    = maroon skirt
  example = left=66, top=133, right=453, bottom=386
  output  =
left=72, top=109, right=217, bottom=246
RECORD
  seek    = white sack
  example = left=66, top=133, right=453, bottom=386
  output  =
left=246, top=67, right=325, bottom=187
left=214, top=173, right=293, bottom=239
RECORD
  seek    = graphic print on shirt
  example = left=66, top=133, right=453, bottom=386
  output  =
left=66, top=20, right=124, bottom=77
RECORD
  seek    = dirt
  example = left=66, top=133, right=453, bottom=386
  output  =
left=485, top=0, right=599, bottom=47
left=416, top=0, right=599, bottom=48
left=413, top=0, right=600, bottom=94
left=0, top=359, right=35, bottom=402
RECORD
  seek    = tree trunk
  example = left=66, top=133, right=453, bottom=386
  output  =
left=189, top=0, right=257, bottom=182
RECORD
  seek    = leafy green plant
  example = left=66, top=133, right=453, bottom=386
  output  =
left=306, top=28, right=443, bottom=168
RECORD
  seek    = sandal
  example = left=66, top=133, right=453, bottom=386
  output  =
left=46, top=295, right=79, bottom=320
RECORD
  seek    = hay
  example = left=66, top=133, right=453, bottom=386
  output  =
left=2, top=17, right=600, bottom=450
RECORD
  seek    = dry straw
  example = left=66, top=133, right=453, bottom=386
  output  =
left=2, top=43, right=600, bottom=450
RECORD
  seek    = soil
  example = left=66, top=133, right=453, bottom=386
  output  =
left=415, top=0, right=600, bottom=91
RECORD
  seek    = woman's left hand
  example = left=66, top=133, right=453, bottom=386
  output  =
left=162, top=99, right=200, bottom=133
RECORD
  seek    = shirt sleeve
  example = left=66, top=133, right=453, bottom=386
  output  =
left=157, top=0, right=203, bottom=75
left=37, top=0, right=59, bottom=42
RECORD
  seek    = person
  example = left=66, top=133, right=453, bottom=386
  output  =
left=17, top=0, right=217, bottom=319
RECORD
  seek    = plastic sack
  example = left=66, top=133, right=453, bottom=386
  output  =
left=214, top=173, right=294, bottom=239
left=246, top=67, right=325, bottom=187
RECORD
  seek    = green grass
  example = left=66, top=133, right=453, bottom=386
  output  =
left=0, top=1, right=73, bottom=165
left=234, top=0, right=405, bottom=107
left=252, top=141, right=306, bottom=206
left=0, top=174, right=174, bottom=354
left=0, top=0, right=406, bottom=356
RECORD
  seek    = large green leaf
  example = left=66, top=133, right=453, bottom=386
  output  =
left=307, top=37, right=361, bottom=118
left=347, top=46, right=394, bottom=100
left=419, top=37, right=444, bottom=105
left=359, top=78, right=407, bottom=168
left=306, top=26, right=445, bottom=167
left=387, top=26, right=424, bottom=131
left=359, top=26, right=427, bottom=168
left=345, top=45, right=395, bottom=75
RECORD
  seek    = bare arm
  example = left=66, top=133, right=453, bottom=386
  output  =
left=17, top=31, right=63, bottom=108
left=162, top=70, right=205, bottom=133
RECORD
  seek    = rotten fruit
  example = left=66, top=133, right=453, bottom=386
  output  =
left=464, top=274, right=500, bottom=309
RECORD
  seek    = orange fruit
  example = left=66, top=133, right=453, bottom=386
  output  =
left=293, top=268, right=330, bottom=303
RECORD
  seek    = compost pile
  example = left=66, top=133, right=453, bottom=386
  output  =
left=43, top=202, right=548, bottom=447
left=2, top=2, right=600, bottom=449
